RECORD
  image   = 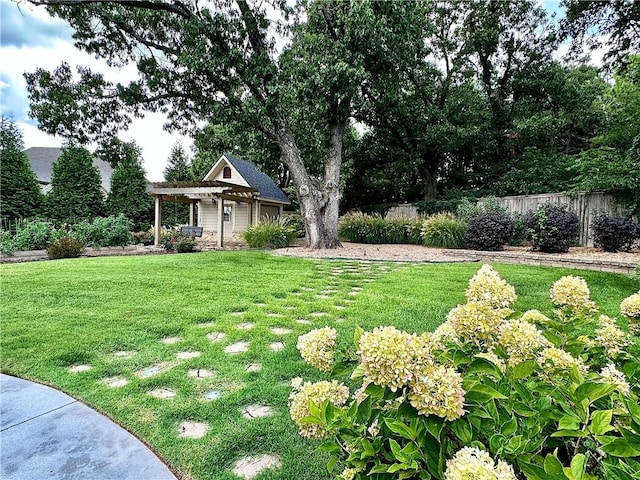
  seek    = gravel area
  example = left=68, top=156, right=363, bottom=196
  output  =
left=273, top=242, right=639, bottom=274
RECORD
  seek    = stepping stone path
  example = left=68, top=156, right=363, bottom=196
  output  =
left=225, top=342, right=250, bottom=354
left=335, top=305, right=346, bottom=310
left=270, top=342, right=284, bottom=352
left=197, top=321, right=215, bottom=328
left=207, top=332, right=226, bottom=342
left=104, top=377, right=128, bottom=388
left=177, top=351, right=201, bottom=360
left=161, top=336, right=181, bottom=344
left=68, top=365, right=92, bottom=373
left=230, top=311, right=245, bottom=316
left=296, top=319, right=312, bottom=325
left=270, top=327, right=292, bottom=335
left=242, top=405, right=273, bottom=419
left=188, top=368, right=214, bottom=379
left=245, top=363, right=262, bottom=373
left=266, top=313, right=282, bottom=318
left=237, top=322, right=255, bottom=330
left=310, top=312, right=328, bottom=317
left=300, top=287, right=314, bottom=291
left=254, top=302, right=267, bottom=307
left=232, top=455, right=281, bottom=480
left=178, top=421, right=209, bottom=439
left=202, top=390, right=222, bottom=401
left=148, top=388, right=176, bottom=399
left=316, top=294, right=330, bottom=299
left=137, top=364, right=167, bottom=378
left=114, top=351, right=135, bottom=358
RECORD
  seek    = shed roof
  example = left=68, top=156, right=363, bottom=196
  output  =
left=24, top=147, right=113, bottom=193
left=222, top=154, right=290, bottom=204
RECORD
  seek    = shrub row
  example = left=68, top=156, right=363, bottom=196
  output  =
left=593, top=213, right=640, bottom=252
left=338, top=203, right=589, bottom=252
left=0, top=214, right=133, bottom=254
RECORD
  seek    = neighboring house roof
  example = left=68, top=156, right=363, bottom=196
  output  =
left=220, top=154, right=290, bottom=204
left=24, top=147, right=113, bottom=194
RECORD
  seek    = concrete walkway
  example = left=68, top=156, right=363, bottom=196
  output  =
left=0, top=374, right=176, bottom=480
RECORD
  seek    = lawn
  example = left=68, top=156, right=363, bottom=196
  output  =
left=1, top=251, right=638, bottom=480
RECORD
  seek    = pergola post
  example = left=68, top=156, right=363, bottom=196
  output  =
left=154, top=196, right=162, bottom=246
left=217, top=197, right=224, bottom=248
left=189, top=202, right=195, bottom=226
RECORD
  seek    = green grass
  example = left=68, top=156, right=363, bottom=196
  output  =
left=1, top=252, right=638, bottom=479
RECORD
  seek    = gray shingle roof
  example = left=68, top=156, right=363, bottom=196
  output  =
left=24, top=147, right=113, bottom=193
left=223, top=154, right=290, bottom=204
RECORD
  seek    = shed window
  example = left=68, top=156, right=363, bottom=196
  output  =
left=223, top=166, right=232, bottom=178
left=224, top=205, right=232, bottom=221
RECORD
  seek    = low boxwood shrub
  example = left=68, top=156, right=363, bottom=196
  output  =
left=593, top=213, right=639, bottom=252
left=421, top=212, right=466, bottom=248
left=242, top=217, right=297, bottom=249
left=47, top=236, right=84, bottom=259
left=525, top=203, right=579, bottom=253
left=290, top=265, right=640, bottom=480
left=465, top=212, right=514, bottom=251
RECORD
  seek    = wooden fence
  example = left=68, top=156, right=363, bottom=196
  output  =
left=386, top=192, right=620, bottom=247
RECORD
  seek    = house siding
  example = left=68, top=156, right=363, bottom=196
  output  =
left=259, top=204, right=279, bottom=218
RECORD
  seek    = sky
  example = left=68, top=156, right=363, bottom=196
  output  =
left=0, top=0, right=192, bottom=181
left=0, top=0, right=593, bottom=182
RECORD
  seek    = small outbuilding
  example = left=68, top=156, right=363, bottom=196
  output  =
left=151, top=154, right=290, bottom=247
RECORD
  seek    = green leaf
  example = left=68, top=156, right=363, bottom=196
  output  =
left=558, top=414, right=581, bottom=431
left=518, top=459, right=548, bottom=480
left=501, top=416, right=518, bottom=437
left=364, top=383, right=385, bottom=398
left=350, top=363, right=365, bottom=381
left=330, top=361, right=352, bottom=378
left=356, top=396, right=372, bottom=424
left=510, top=360, right=536, bottom=379
left=467, top=357, right=503, bottom=379
left=573, top=383, right=617, bottom=404
left=327, top=456, right=338, bottom=473
left=551, top=430, right=587, bottom=438
left=451, top=419, right=473, bottom=444
left=369, top=463, right=389, bottom=474
left=567, top=453, right=587, bottom=480
left=389, top=439, right=407, bottom=463
left=544, top=453, right=568, bottom=480
left=384, top=419, right=416, bottom=440
left=465, top=383, right=508, bottom=403
left=601, top=438, right=640, bottom=457
left=423, top=416, right=444, bottom=441
left=590, top=410, right=613, bottom=435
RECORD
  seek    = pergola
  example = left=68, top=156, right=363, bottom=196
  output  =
left=150, top=180, right=257, bottom=247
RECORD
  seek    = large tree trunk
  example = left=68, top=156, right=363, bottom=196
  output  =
left=418, top=157, right=439, bottom=200
left=275, top=123, right=343, bottom=249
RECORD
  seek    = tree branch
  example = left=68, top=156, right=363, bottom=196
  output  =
left=27, top=0, right=193, bottom=19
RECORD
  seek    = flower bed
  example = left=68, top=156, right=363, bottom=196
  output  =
left=290, top=265, right=640, bottom=479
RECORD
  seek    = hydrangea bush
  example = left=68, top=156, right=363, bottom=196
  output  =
left=289, top=265, right=640, bottom=479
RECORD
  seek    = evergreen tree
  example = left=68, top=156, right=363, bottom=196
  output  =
left=0, top=118, right=43, bottom=224
left=46, top=143, right=104, bottom=223
left=162, top=143, right=191, bottom=227
left=104, top=141, right=153, bottom=231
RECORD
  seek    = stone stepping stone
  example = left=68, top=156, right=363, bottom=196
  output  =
left=202, top=390, right=222, bottom=401
left=242, top=405, right=274, bottom=419
left=230, top=311, right=245, bottom=316
left=254, top=302, right=267, bottom=307
left=316, top=294, right=330, bottom=299
left=197, top=321, right=215, bottom=328
left=225, top=342, right=250, bottom=354
left=188, top=368, right=214, bottom=379
left=270, top=342, right=284, bottom=352
left=270, top=327, right=292, bottom=335
left=136, top=363, right=168, bottom=378
left=334, top=305, right=346, bottom=310
left=148, top=388, right=176, bottom=399
left=347, top=291, right=360, bottom=296
left=300, top=287, right=315, bottom=291
left=344, top=299, right=355, bottom=304
left=207, top=332, right=226, bottom=342
left=289, top=292, right=301, bottom=296
left=177, top=351, right=201, bottom=360
left=335, top=318, right=346, bottom=323
left=178, top=421, right=209, bottom=439
left=245, top=363, right=262, bottom=373
left=232, top=455, right=281, bottom=480
left=161, top=336, right=181, bottom=344
left=266, top=313, right=282, bottom=318
left=68, top=365, right=92, bottom=373
left=351, top=287, right=363, bottom=291
left=113, top=351, right=135, bottom=358
left=310, top=312, right=328, bottom=317
left=103, top=377, right=128, bottom=388
left=237, top=322, right=255, bottom=330
left=296, top=319, right=312, bottom=325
